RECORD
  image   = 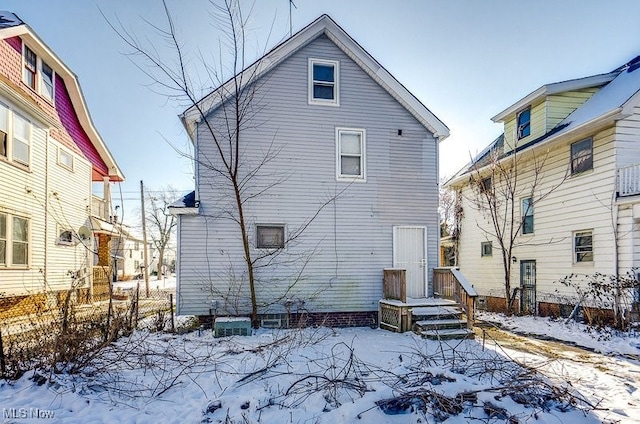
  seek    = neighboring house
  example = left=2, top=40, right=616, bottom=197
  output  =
left=0, top=12, right=123, bottom=305
left=109, top=222, right=145, bottom=281
left=170, top=15, right=449, bottom=325
left=446, top=55, right=640, bottom=317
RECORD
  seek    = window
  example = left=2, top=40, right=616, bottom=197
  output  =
left=309, top=58, right=339, bottom=105
left=517, top=107, right=531, bottom=139
left=0, top=212, right=29, bottom=267
left=41, top=61, right=54, bottom=101
left=58, top=147, right=73, bottom=170
left=0, top=212, right=5, bottom=265
left=574, top=230, right=593, bottom=263
left=23, top=45, right=37, bottom=90
left=571, top=138, right=593, bottom=175
left=12, top=112, right=29, bottom=165
left=481, top=241, right=492, bottom=257
left=22, top=44, right=55, bottom=102
left=0, top=102, right=31, bottom=167
left=479, top=176, right=492, bottom=193
left=256, top=225, right=285, bottom=249
left=336, top=128, right=365, bottom=180
left=522, top=197, right=534, bottom=234
left=57, top=229, right=74, bottom=245
left=0, top=102, right=7, bottom=159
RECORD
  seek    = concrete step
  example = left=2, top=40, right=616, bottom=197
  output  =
left=419, top=328, right=475, bottom=340
left=414, top=318, right=468, bottom=330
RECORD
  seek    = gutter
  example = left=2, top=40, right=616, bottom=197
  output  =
left=445, top=107, right=624, bottom=188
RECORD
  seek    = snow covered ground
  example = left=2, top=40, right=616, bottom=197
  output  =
left=0, top=313, right=638, bottom=423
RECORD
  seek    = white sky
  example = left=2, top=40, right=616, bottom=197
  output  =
left=4, top=0, right=640, bottom=223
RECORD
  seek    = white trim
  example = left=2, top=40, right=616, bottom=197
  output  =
left=255, top=223, right=286, bottom=249
left=57, top=145, right=74, bottom=171
left=392, top=225, right=428, bottom=296
left=181, top=15, right=449, bottom=141
left=491, top=72, right=617, bottom=122
left=0, top=210, right=31, bottom=268
left=0, top=102, right=32, bottom=168
left=308, top=58, right=339, bottom=106
left=336, top=127, right=366, bottom=182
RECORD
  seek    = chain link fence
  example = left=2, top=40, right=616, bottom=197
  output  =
left=0, top=282, right=175, bottom=380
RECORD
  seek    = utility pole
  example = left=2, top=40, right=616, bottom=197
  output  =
left=140, top=180, right=150, bottom=297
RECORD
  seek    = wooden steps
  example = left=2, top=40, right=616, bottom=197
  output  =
left=379, top=297, right=474, bottom=340
left=411, top=299, right=474, bottom=340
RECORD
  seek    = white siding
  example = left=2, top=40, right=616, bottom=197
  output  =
left=456, top=125, right=618, bottom=303
left=177, top=35, right=439, bottom=316
left=45, top=138, right=92, bottom=292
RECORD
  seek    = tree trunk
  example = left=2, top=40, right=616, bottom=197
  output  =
left=157, top=247, right=164, bottom=280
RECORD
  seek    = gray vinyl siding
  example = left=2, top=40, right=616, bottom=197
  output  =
left=177, top=35, right=438, bottom=316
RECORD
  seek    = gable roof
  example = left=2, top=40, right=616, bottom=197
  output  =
left=0, top=11, right=124, bottom=182
left=491, top=72, right=617, bottom=123
left=181, top=14, right=449, bottom=142
left=447, top=55, right=640, bottom=186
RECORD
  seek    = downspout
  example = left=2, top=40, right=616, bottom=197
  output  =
left=44, top=130, right=49, bottom=291
left=612, top=185, right=621, bottom=327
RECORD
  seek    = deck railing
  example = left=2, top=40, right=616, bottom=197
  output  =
left=382, top=269, right=406, bottom=303
left=617, top=163, right=640, bottom=197
left=91, top=195, right=109, bottom=221
left=433, top=267, right=478, bottom=328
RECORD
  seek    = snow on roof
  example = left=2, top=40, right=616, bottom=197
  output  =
left=169, top=191, right=197, bottom=208
left=0, top=11, right=23, bottom=29
left=553, top=60, right=640, bottom=137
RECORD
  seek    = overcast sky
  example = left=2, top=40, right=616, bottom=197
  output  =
left=4, top=0, right=640, bottom=225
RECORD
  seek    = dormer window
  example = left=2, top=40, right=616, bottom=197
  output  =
left=309, top=58, right=339, bottom=106
left=517, top=107, right=530, bottom=140
left=22, top=44, right=55, bottom=102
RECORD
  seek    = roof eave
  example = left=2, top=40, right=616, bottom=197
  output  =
left=1, top=25, right=125, bottom=182
left=447, top=108, right=623, bottom=189
left=491, top=72, right=618, bottom=123
left=181, top=14, right=449, bottom=141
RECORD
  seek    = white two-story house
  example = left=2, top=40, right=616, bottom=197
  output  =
left=446, top=55, right=640, bottom=321
left=0, top=12, right=124, bottom=307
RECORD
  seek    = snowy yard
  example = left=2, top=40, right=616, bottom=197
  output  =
left=0, top=313, right=638, bottom=423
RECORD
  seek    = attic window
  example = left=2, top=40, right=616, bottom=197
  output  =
left=517, top=107, right=530, bottom=140
left=309, top=58, right=339, bottom=106
left=23, top=45, right=37, bottom=90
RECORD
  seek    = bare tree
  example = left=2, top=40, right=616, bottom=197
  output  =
left=466, top=142, right=566, bottom=313
left=146, top=187, right=178, bottom=280
left=107, top=0, right=345, bottom=327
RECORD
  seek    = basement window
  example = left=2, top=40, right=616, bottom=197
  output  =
left=256, top=225, right=285, bottom=249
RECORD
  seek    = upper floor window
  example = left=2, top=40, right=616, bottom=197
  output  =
left=336, top=128, right=365, bottom=181
left=570, top=137, right=593, bottom=175
left=0, top=211, right=30, bottom=267
left=309, top=58, right=339, bottom=106
left=521, top=197, right=534, bottom=234
left=517, top=107, right=531, bottom=140
left=23, top=45, right=37, bottom=90
left=574, top=230, right=593, bottom=263
left=256, top=224, right=285, bottom=249
left=58, top=147, right=74, bottom=171
left=481, top=241, right=492, bottom=257
left=23, top=44, right=55, bottom=102
left=478, top=176, right=492, bottom=193
left=0, top=102, right=31, bottom=167
left=41, top=62, right=54, bottom=101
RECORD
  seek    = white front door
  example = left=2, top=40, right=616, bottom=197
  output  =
left=393, top=226, right=427, bottom=298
